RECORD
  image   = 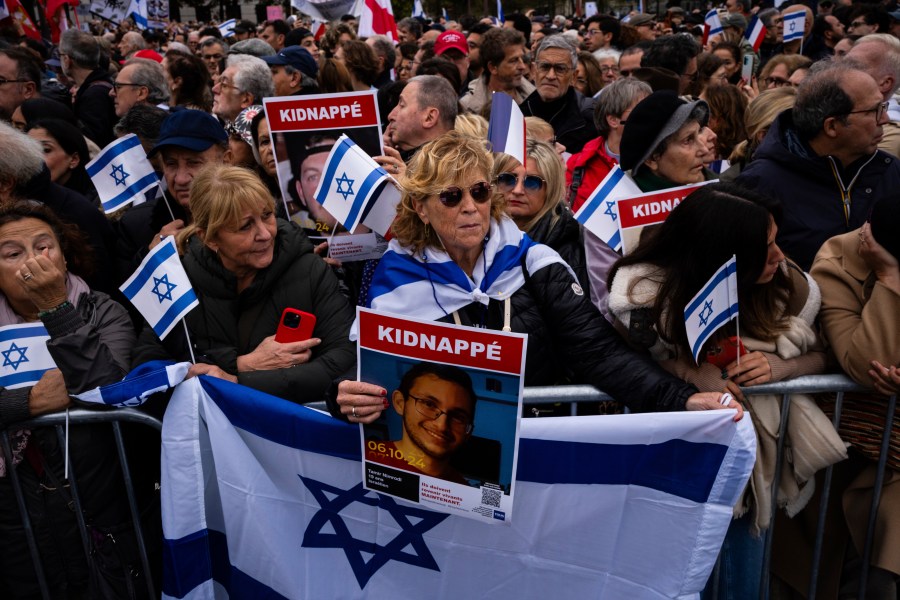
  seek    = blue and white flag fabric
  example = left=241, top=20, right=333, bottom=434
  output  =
left=73, top=360, right=191, bottom=407
left=120, top=236, right=199, bottom=340
left=128, top=0, right=148, bottom=29
left=705, top=9, right=723, bottom=37
left=361, top=216, right=574, bottom=329
left=0, top=324, right=55, bottom=389
left=572, top=165, right=642, bottom=252
left=441, top=6, right=448, bottom=20
left=783, top=11, right=806, bottom=43
left=411, top=0, right=424, bottom=18
left=0, top=0, right=9, bottom=21
left=496, top=0, right=503, bottom=22
left=684, top=255, right=739, bottom=364
left=86, top=134, right=159, bottom=214
left=218, top=18, right=236, bottom=38
left=161, top=375, right=755, bottom=599
left=313, top=134, right=400, bottom=236
left=488, top=92, right=526, bottom=166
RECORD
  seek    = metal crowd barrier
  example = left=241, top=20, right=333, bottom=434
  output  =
left=0, top=408, right=162, bottom=600
left=5, top=377, right=894, bottom=599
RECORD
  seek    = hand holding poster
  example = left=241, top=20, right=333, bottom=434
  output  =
left=616, top=180, right=714, bottom=254
left=357, top=308, right=527, bottom=524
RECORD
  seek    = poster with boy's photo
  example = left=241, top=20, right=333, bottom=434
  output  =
left=357, top=308, right=527, bottom=524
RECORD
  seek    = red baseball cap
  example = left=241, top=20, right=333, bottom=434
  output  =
left=434, top=31, right=468, bottom=56
left=134, top=49, right=164, bottom=63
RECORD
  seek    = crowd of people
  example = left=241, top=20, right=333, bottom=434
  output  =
left=0, top=3, right=897, bottom=598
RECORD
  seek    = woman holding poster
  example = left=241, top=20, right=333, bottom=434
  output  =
left=332, top=131, right=742, bottom=423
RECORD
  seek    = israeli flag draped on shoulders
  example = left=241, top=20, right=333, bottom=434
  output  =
left=684, top=255, right=739, bottom=364
left=120, top=236, right=199, bottom=340
left=488, top=92, right=526, bottom=165
left=161, top=375, right=756, bottom=599
left=573, top=165, right=642, bottom=252
left=361, top=216, right=574, bottom=329
left=0, top=323, right=55, bottom=389
left=86, top=133, right=159, bottom=214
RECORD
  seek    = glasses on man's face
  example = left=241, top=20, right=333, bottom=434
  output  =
left=765, top=76, right=790, bottom=88
left=437, top=181, right=492, bottom=207
left=600, top=65, right=620, bottom=74
left=495, top=172, right=546, bottom=194
left=585, top=29, right=602, bottom=37
left=536, top=61, right=571, bottom=76
left=850, top=20, right=867, bottom=28
left=409, top=394, right=473, bottom=434
left=0, top=76, right=28, bottom=85
left=840, top=101, right=889, bottom=122
left=203, top=53, right=224, bottom=61
left=113, top=82, right=144, bottom=91
left=216, top=78, right=241, bottom=93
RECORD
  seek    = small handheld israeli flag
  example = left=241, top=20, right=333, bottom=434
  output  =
left=86, top=134, right=159, bottom=214
left=684, top=255, right=739, bottom=364
left=704, top=9, right=723, bottom=37
left=573, top=166, right=642, bottom=252
left=120, top=237, right=199, bottom=340
left=488, top=92, right=526, bottom=166
left=412, top=0, right=424, bottom=18
left=73, top=360, right=191, bottom=407
left=313, top=134, right=399, bottom=236
left=783, top=11, right=806, bottom=43
left=0, top=324, right=56, bottom=389
left=218, top=18, right=237, bottom=38
left=497, top=0, right=504, bottom=22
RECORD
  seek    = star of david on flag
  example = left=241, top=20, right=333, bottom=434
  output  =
left=684, top=255, right=739, bottom=364
left=120, top=236, right=198, bottom=340
left=783, top=11, right=806, bottom=43
left=218, top=18, right=237, bottom=38
left=573, top=165, right=642, bottom=252
left=313, top=134, right=401, bottom=237
left=160, top=374, right=755, bottom=599
left=87, top=133, right=159, bottom=214
left=0, top=323, right=56, bottom=389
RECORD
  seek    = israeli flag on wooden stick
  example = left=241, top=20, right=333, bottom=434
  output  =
left=120, top=237, right=199, bottom=340
left=0, top=324, right=55, bottom=389
left=684, top=255, right=739, bottom=364
left=87, top=133, right=159, bottom=214
left=488, top=92, right=526, bottom=166
left=573, top=166, right=642, bottom=252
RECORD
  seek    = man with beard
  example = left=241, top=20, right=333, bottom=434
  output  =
left=460, top=27, right=534, bottom=116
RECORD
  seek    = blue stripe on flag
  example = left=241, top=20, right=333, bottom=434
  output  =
left=122, top=240, right=177, bottom=298
left=316, top=138, right=351, bottom=205
left=607, top=230, right=621, bottom=251
left=576, top=168, right=624, bottom=225
left=684, top=260, right=737, bottom=316
left=151, top=289, right=198, bottom=338
left=487, top=93, right=513, bottom=153
left=0, top=325, right=47, bottom=343
left=86, top=135, right=143, bottom=176
left=690, top=301, right=740, bottom=359
left=366, top=250, right=474, bottom=302
left=344, top=167, right=384, bottom=231
left=199, top=377, right=362, bottom=461
left=0, top=367, right=53, bottom=388
left=102, top=172, right=158, bottom=212
left=480, top=240, right=530, bottom=291
left=163, top=529, right=288, bottom=599
left=516, top=437, right=727, bottom=503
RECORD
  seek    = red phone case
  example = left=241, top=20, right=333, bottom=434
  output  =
left=275, top=309, right=316, bottom=343
left=705, top=336, right=747, bottom=370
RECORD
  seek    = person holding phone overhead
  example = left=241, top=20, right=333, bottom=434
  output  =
left=132, top=165, right=355, bottom=405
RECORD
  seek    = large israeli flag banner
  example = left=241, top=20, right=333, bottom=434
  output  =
left=573, top=165, right=642, bottom=252
left=314, top=134, right=398, bottom=235
left=120, top=237, right=199, bottom=340
left=684, top=255, right=739, bottom=364
left=162, top=376, right=756, bottom=599
left=0, top=323, right=55, bottom=389
left=86, top=134, right=159, bottom=214
left=73, top=360, right=191, bottom=407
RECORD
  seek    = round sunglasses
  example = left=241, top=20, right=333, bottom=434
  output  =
left=437, top=181, right=493, bottom=207
left=495, top=172, right=546, bottom=194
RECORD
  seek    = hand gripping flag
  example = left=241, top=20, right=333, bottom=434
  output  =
left=87, top=134, right=159, bottom=214
left=488, top=92, right=526, bottom=166
left=744, top=15, right=766, bottom=52
left=0, top=324, right=55, bottom=389
left=161, top=376, right=756, bottom=599
left=218, top=18, right=237, bottom=38
left=684, top=255, right=739, bottom=364
left=573, top=165, right=642, bottom=252
left=783, top=11, right=806, bottom=43
left=313, top=134, right=400, bottom=237
left=73, top=360, right=191, bottom=407
left=120, top=237, right=199, bottom=340
left=357, top=0, right=399, bottom=42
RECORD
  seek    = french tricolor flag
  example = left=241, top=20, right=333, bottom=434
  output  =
left=744, top=15, right=766, bottom=52
left=488, top=92, right=526, bottom=166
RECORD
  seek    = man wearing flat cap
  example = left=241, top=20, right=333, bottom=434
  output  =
left=629, top=14, right=660, bottom=41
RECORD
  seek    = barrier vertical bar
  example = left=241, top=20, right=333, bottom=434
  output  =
left=53, top=425, right=93, bottom=564
left=759, top=393, right=792, bottom=600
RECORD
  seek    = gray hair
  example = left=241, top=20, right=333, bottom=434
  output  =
left=535, top=34, right=578, bottom=68
left=123, top=58, right=170, bottom=105
left=200, top=37, right=229, bottom=53
left=793, top=65, right=857, bottom=139
left=368, top=36, right=396, bottom=72
left=167, top=41, right=191, bottom=54
left=594, top=78, right=652, bottom=135
left=226, top=54, right=275, bottom=101
left=758, top=8, right=781, bottom=29
left=593, top=48, right=622, bottom=62
left=121, top=31, right=147, bottom=51
left=229, top=38, right=276, bottom=57
left=60, top=30, right=101, bottom=69
left=849, top=34, right=900, bottom=96
left=409, top=75, right=458, bottom=130
left=114, top=104, right=169, bottom=143
left=0, top=121, right=48, bottom=186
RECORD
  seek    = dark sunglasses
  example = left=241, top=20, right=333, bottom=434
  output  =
left=437, top=181, right=493, bottom=207
left=495, top=172, right=546, bottom=193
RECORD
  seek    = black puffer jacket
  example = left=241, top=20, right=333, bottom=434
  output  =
left=519, top=87, right=598, bottom=154
left=528, top=205, right=590, bottom=294
left=133, top=219, right=356, bottom=404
